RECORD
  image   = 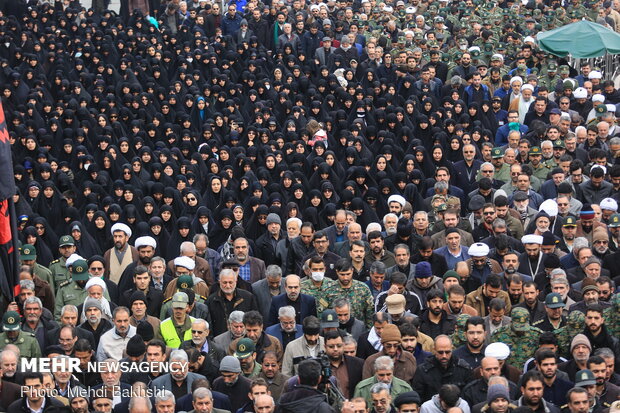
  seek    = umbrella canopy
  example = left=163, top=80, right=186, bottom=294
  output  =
left=537, top=20, right=620, bottom=58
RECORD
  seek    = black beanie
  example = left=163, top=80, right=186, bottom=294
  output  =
left=130, top=291, right=147, bottom=308
left=126, top=334, right=146, bottom=357
left=136, top=321, right=154, bottom=342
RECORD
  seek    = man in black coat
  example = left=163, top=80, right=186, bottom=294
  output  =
left=323, top=330, right=364, bottom=399
left=412, top=335, right=473, bottom=401
left=267, top=274, right=317, bottom=326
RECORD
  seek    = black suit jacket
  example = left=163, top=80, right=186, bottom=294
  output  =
left=47, top=325, right=96, bottom=350
left=267, top=293, right=317, bottom=326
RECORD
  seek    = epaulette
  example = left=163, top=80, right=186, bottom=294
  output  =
left=163, top=297, right=172, bottom=303
left=58, top=280, right=71, bottom=288
left=200, top=295, right=207, bottom=301
left=51, top=259, right=60, bottom=264
left=560, top=404, right=568, bottom=409
left=531, top=319, right=543, bottom=326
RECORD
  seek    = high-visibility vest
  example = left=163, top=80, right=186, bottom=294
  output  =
left=160, top=316, right=195, bottom=348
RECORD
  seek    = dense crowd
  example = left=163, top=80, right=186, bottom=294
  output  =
left=2, top=0, right=620, bottom=412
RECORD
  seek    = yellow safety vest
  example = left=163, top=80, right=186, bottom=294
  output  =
left=160, top=316, right=195, bottom=348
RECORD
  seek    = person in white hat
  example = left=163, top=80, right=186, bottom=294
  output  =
left=387, top=194, right=406, bottom=216
left=117, top=236, right=158, bottom=292
left=600, top=198, right=618, bottom=224
left=518, top=235, right=544, bottom=277
left=467, top=242, right=502, bottom=282
left=104, top=223, right=139, bottom=285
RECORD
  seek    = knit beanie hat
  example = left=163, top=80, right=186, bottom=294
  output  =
left=84, top=297, right=102, bottom=311
left=136, top=321, right=154, bottom=342
left=381, top=324, right=402, bottom=343
left=487, top=384, right=510, bottom=403
left=130, top=291, right=147, bottom=308
left=415, top=261, right=432, bottom=278
left=126, top=334, right=146, bottom=357
left=571, top=333, right=592, bottom=353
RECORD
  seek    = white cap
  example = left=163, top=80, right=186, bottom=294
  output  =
left=600, top=198, right=618, bottom=212
left=523, top=36, right=536, bottom=44
left=174, top=256, right=196, bottom=271
left=592, top=165, right=607, bottom=175
left=491, top=53, right=504, bottom=61
left=387, top=194, right=406, bottom=207
left=592, top=93, right=605, bottom=103
left=485, top=342, right=510, bottom=360
left=111, top=223, right=132, bottom=238
left=521, top=84, right=534, bottom=92
left=469, top=243, right=490, bottom=257
left=468, top=46, right=481, bottom=53
left=522, top=234, right=543, bottom=245
left=589, top=71, right=602, bottom=79
left=383, top=5, right=393, bottom=12
left=573, top=87, right=588, bottom=99
left=65, top=253, right=85, bottom=268
left=606, top=104, right=616, bottom=113
left=135, top=236, right=157, bottom=249
left=539, top=199, right=558, bottom=217
left=406, top=6, right=415, bottom=13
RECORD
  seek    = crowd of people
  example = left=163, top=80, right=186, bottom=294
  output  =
left=2, top=0, right=620, bottom=412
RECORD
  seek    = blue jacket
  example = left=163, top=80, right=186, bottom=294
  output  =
left=221, top=12, right=243, bottom=37
left=464, top=84, right=491, bottom=106
left=495, top=123, right=529, bottom=145
left=267, top=293, right=317, bottom=326
left=265, top=323, right=303, bottom=346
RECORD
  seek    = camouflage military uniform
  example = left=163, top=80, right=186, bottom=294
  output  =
left=603, top=295, right=620, bottom=337
left=324, top=280, right=375, bottom=328
left=490, top=308, right=543, bottom=368
left=301, top=277, right=336, bottom=316
left=555, top=310, right=585, bottom=358
left=450, top=314, right=471, bottom=348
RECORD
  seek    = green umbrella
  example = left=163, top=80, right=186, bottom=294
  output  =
left=537, top=20, right=620, bottom=58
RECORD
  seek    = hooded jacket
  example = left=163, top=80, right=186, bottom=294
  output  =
left=277, top=385, right=335, bottom=413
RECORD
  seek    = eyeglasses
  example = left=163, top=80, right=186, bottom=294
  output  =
left=191, top=330, right=205, bottom=334
left=90, top=267, right=104, bottom=271
left=483, top=211, right=495, bottom=215
left=187, top=197, right=196, bottom=201
left=436, top=350, right=452, bottom=354
left=482, top=170, right=493, bottom=173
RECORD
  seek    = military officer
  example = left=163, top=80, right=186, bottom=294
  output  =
left=19, top=244, right=54, bottom=290
left=54, top=259, right=90, bottom=320
left=0, top=311, right=41, bottom=358
left=490, top=307, right=543, bottom=368
left=49, top=235, right=77, bottom=291
left=527, top=147, right=551, bottom=180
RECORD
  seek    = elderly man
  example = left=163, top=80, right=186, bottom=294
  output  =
left=214, top=311, right=246, bottom=351
left=212, top=356, right=252, bottom=412
left=354, top=356, right=414, bottom=405
left=264, top=306, right=303, bottom=349
left=206, top=269, right=258, bottom=336
left=80, top=297, right=113, bottom=348
left=20, top=296, right=59, bottom=351
left=151, top=349, right=206, bottom=398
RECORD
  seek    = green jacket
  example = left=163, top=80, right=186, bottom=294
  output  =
left=354, top=376, right=412, bottom=405
left=0, top=331, right=42, bottom=358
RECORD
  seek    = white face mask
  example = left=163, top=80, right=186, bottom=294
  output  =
left=311, top=271, right=325, bottom=282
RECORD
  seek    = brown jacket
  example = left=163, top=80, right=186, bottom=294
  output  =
left=465, top=285, right=512, bottom=317
left=229, top=332, right=283, bottom=362
left=33, top=275, right=55, bottom=313
left=362, top=350, right=417, bottom=383
left=163, top=277, right=210, bottom=300
left=442, top=302, right=479, bottom=317
left=418, top=331, right=434, bottom=352
left=167, top=256, right=214, bottom=287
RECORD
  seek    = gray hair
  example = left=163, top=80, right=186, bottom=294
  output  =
left=594, top=347, right=615, bottom=359
left=573, top=237, right=589, bottom=251
left=0, top=349, right=18, bottom=363
left=192, top=318, right=209, bottom=330
left=492, top=219, right=506, bottom=229
left=369, top=261, right=386, bottom=275
left=61, top=305, right=79, bottom=316
left=150, top=256, right=166, bottom=266
left=266, top=265, right=282, bottom=279
left=170, top=349, right=189, bottom=362
left=193, top=387, right=213, bottom=400
left=229, top=310, right=245, bottom=324
left=550, top=276, right=569, bottom=287
left=374, top=356, right=394, bottom=371
left=128, top=397, right=152, bottom=412
left=488, top=376, right=509, bottom=387
left=332, top=297, right=350, bottom=310
left=220, top=268, right=236, bottom=278
left=345, top=210, right=357, bottom=221
left=414, top=211, right=428, bottom=220
left=370, top=382, right=390, bottom=395
left=434, top=181, right=449, bottom=192
left=286, top=217, right=302, bottom=229
left=343, top=335, right=357, bottom=347
left=23, top=296, right=42, bottom=309
left=19, top=279, right=35, bottom=291
left=382, top=213, right=398, bottom=225
left=278, top=306, right=296, bottom=319
left=609, top=137, right=620, bottom=147
left=481, top=162, right=493, bottom=170
left=541, top=140, right=553, bottom=149
left=193, top=233, right=209, bottom=246
left=366, top=222, right=382, bottom=234
left=180, top=241, right=197, bottom=254
left=155, top=390, right=176, bottom=405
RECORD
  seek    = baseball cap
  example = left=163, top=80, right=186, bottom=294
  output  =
left=575, top=369, right=596, bottom=387
left=544, top=292, right=564, bottom=309
left=59, top=235, right=75, bottom=247
left=2, top=311, right=21, bottom=331
left=608, top=213, right=620, bottom=228
left=563, top=216, right=577, bottom=227
left=321, top=309, right=339, bottom=328
left=234, top=338, right=256, bottom=358
left=510, top=307, right=530, bottom=332
left=71, top=259, right=90, bottom=281
left=172, top=292, right=189, bottom=308
left=19, top=244, right=36, bottom=260
left=491, top=148, right=504, bottom=158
